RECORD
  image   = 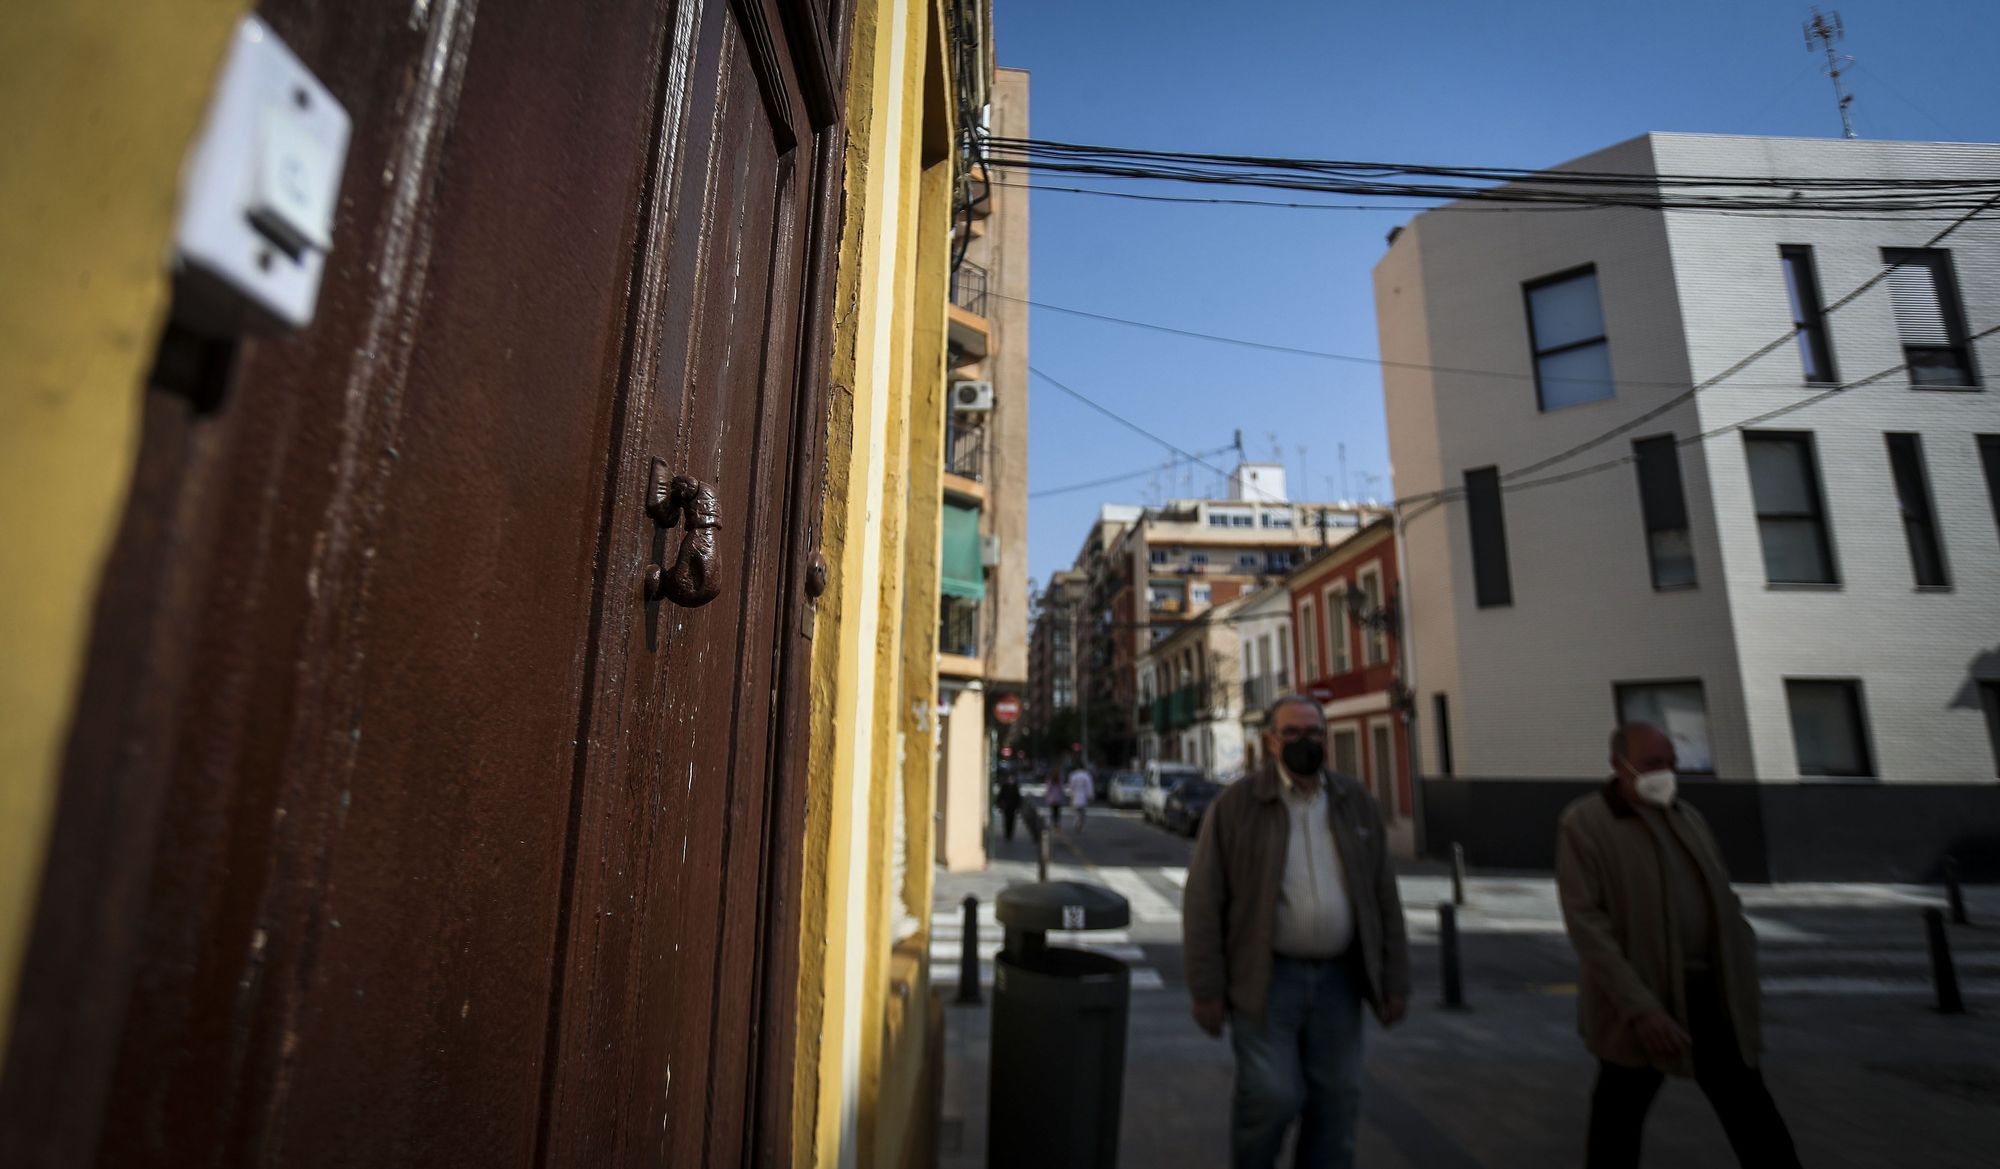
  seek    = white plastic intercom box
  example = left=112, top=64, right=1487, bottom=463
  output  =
left=172, top=16, right=351, bottom=335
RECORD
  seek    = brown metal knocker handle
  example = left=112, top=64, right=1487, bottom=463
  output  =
left=644, top=460, right=723, bottom=608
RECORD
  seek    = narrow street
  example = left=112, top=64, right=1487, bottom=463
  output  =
left=936, top=807, right=2000, bottom=1168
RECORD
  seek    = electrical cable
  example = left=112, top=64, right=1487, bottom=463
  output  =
left=1030, top=444, right=1240, bottom=499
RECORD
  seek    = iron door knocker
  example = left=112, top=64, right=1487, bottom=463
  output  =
left=644, top=459, right=723, bottom=608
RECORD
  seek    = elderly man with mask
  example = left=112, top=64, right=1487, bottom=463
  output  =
left=1183, top=694, right=1409, bottom=1169
left=1556, top=722, right=1801, bottom=1169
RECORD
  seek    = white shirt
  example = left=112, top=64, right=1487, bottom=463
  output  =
left=1066, top=769, right=1094, bottom=806
left=1271, top=770, right=1354, bottom=958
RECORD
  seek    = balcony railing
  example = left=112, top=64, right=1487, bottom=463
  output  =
left=1241, top=672, right=1291, bottom=714
left=939, top=594, right=980, bottom=658
left=945, top=420, right=985, bottom=481
left=950, top=261, right=988, bottom=317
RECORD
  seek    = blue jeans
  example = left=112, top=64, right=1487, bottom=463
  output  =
left=1229, top=955, right=1365, bottom=1169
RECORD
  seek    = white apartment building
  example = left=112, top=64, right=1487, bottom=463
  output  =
left=1232, top=585, right=1295, bottom=773
left=1380, top=133, right=2000, bottom=879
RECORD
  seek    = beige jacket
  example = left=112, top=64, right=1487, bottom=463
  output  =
left=1556, top=781, right=1763, bottom=1075
left=1183, top=761, right=1410, bottom=1023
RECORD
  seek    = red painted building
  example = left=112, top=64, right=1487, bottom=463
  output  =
left=1287, top=517, right=1414, bottom=852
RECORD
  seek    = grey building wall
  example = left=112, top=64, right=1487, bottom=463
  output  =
left=1380, top=133, right=2000, bottom=786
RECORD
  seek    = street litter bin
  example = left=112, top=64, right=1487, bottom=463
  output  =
left=986, top=880, right=1131, bottom=1169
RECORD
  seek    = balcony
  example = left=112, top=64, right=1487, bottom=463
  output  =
left=938, top=594, right=982, bottom=674
left=1241, top=672, right=1292, bottom=715
left=950, top=262, right=989, bottom=317
left=945, top=420, right=985, bottom=481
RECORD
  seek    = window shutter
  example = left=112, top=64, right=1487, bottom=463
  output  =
left=1887, top=261, right=1951, bottom=345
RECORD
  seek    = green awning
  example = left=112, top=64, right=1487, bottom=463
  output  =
left=941, top=501, right=986, bottom=601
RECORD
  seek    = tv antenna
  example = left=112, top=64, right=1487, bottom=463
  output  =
left=1804, top=8, right=1857, bottom=139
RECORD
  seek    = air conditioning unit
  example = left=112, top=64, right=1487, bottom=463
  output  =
left=981, top=534, right=1002, bottom=567
left=951, top=380, right=994, bottom=412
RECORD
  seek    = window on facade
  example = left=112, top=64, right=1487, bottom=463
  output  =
left=1785, top=679, right=1874, bottom=778
left=1884, top=248, right=1978, bottom=387
left=1982, top=436, right=2000, bottom=539
left=1632, top=435, right=1695, bottom=589
left=1982, top=682, right=2000, bottom=778
left=1149, top=549, right=1169, bottom=565
left=1232, top=514, right=1255, bottom=528
left=1238, top=552, right=1262, bottom=569
left=1275, top=629, right=1290, bottom=689
left=1526, top=266, right=1615, bottom=410
left=1262, top=510, right=1294, bottom=528
left=1298, top=599, right=1320, bottom=680
left=1208, top=514, right=1230, bottom=527
left=1465, top=466, right=1513, bottom=607
left=1614, top=680, right=1714, bottom=774
left=1325, top=585, right=1351, bottom=673
left=1886, top=433, right=1949, bottom=587
left=1188, top=550, right=1209, bottom=566
left=1779, top=245, right=1837, bottom=383
left=1369, top=721, right=1397, bottom=816
left=1359, top=567, right=1388, bottom=666
left=1190, top=582, right=1212, bottom=606
left=1433, top=693, right=1454, bottom=776
left=1331, top=726, right=1361, bottom=776
left=1745, top=433, right=1836, bottom=584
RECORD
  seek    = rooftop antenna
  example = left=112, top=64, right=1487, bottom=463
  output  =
left=1804, top=8, right=1857, bottom=139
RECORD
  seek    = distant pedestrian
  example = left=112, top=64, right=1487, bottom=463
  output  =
left=1065, top=762, right=1094, bottom=832
left=996, top=773, right=1023, bottom=841
left=1045, top=768, right=1064, bottom=827
left=1556, top=723, right=1801, bottom=1169
left=1183, top=695, right=1409, bottom=1169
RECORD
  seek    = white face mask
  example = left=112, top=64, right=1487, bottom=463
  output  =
left=1631, top=767, right=1677, bottom=807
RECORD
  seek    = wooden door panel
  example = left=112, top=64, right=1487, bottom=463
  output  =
left=542, top=0, right=816, bottom=1163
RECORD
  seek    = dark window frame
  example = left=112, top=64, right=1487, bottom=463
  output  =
left=1613, top=678, right=1716, bottom=776
left=1885, top=432, right=1950, bottom=587
left=1523, top=263, right=1614, bottom=412
left=1784, top=677, right=1877, bottom=779
left=1981, top=681, right=2000, bottom=779
left=1632, top=434, right=1696, bottom=590
left=1745, top=431, right=1840, bottom=585
left=1779, top=245, right=1838, bottom=383
left=1882, top=247, right=1981, bottom=389
left=1464, top=465, right=1513, bottom=608
left=1978, top=435, right=2000, bottom=539
left=1432, top=692, right=1454, bottom=777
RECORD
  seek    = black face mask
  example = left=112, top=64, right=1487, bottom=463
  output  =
left=1281, top=738, right=1326, bottom=776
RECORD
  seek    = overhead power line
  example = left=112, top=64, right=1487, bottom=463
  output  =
left=984, top=135, right=2000, bottom=214
left=1029, top=366, right=1292, bottom=506
left=1030, top=444, right=1239, bottom=499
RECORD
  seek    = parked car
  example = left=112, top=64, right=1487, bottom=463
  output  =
left=1140, top=762, right=1205, bottom=825
left=1106, top=770, right=1147, bottom=809
left=1161, top=778, right=1223, bottom=836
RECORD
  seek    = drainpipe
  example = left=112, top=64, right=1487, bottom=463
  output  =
left=1393, top=515, right=1429, bottom=858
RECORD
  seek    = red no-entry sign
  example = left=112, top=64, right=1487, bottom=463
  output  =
left=992, top=694, right=1021, bottom=725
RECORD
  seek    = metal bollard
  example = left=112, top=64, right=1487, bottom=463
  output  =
left=1924, top=907, right=1965, bottom=1015
left=1439, top=902, right=1466, bottom=1009
left=957, top=896, right=983, bottom=1005
left=1451, top=842, right=1467, bottom=907
left=1038, top=827, right=1051, bottom=883
left=1945, top=856, right=1968, bottom=926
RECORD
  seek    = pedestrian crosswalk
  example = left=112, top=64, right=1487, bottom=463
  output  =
left=928, top=895, right=1172, bottom=992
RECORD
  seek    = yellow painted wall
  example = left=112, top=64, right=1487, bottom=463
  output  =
left=794, top=0, right=955, bottom=1165
left=0, top=0, right=245, bottom=1054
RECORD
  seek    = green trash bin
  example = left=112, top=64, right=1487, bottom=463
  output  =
left=986, top=881, right=1131, bottom=1168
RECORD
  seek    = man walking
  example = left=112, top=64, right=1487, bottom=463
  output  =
left=995, top=771, right=1023, bottom=842
left=1183, top=695, right=1409, bottom=1169
left=1065, top=761, right=1095, bottom=832
left=1557, top=723, right=1801, bottom=1169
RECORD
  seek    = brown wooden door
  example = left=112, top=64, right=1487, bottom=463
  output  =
left=0, top=0, right=844, bottom=1166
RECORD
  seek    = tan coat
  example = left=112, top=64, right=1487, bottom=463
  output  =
left=1183, top=761, right=1410, bottom=1024
left=1556, top=781, right=1763, bottom=1075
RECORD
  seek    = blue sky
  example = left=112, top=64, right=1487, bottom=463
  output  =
left=996, top=0, right=1999, bottom=586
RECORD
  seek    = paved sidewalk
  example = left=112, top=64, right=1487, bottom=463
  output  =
left=935, top=812, right=2000, bottom=1168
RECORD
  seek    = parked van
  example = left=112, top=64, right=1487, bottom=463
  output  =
left=1140, top=762, right=1206, bottom=825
